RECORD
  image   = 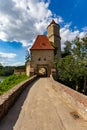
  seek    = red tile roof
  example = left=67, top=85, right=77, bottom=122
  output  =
left=30, top=35, right=54, bottom=50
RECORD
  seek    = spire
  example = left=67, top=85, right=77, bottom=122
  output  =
left=47, top=19, right=59, bottom=28
left=50, top=19, right=56, bottom=25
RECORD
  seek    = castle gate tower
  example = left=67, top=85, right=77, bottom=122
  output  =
left=30, top=35, right=54, bottom=77
left=47, top=20, right=61, bottom=59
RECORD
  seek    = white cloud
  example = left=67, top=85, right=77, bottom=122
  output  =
left=10, top=62, right=25, bottom=66
left=0, top=52, right=16, bottom=59
left=82, top=26, right=87, bottom=32
left=0, top=0, right=86, bottom=51
left=60, top=23, right=87, bottom=49
left=0, top=0, right=62, bottom=46
left=0, top=52, right=17, bottom=66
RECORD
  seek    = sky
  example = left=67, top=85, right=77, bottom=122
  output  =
left=0, top=0, right=87, bottom=66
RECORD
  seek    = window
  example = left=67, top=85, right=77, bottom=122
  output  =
left=44, top=58, right=46, bottom=61
left=38, top=58, right=41, bottom=61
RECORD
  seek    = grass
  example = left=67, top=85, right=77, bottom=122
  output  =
left=0, top=74, right=29, bottom=95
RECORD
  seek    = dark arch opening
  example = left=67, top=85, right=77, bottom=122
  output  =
left=38, top=67, right=47, bottom=77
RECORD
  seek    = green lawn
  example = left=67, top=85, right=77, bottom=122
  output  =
left=0, top=74, right=29, bottom=95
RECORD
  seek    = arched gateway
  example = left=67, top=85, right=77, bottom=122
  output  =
left=38, top=67, right=47, bottom=77
left=26, top=20, right=61, bottom=77
left=30, top=35, right=54, bottom=77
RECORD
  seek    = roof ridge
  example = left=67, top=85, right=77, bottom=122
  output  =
left=30, top=35, right=54, bottom=50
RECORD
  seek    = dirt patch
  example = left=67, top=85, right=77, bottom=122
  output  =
left=70, top=111, right=80, bottom=120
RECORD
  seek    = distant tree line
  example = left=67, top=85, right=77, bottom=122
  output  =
left=56, top=36, right=87, bottom=95
left=0, top=64, right=26, bottom=76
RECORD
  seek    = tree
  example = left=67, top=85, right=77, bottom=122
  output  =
left=72, top=36, right=87, bottom=93
left=0, top=66, right=14, bottom=76
left=57, top=36, right=87, bottom=93
left=25, top=50, right=31, bottom=63
left=62, top=41, right=71, bottom=57
left=57, top=55, right=82, bottom=90
left=0, top=63, right=3, bottom=69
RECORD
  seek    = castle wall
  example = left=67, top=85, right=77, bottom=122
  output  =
left=26, top=61, right=30, bottom=76
left=30, top=50, right=54, bottom=76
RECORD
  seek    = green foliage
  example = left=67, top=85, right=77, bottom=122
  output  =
left=25, top=50, right=31, bottom=63
left=0, top=63, right=3, bottom=69
left=57, top=55, right=85, bottom=90
left=62, top=41, right=72, bottom=57
left=0, top=66, right=14, bottom=76
left=14, top=65, right=25, bottom=70
left=0, top=65, right=26, bottom=76
left=0, top=74, right=29, bottom=95
left=72, top=36, right=87, bottom=60
left=56, top=36, right=87, bottom=93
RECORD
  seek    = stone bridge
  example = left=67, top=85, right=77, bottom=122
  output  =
left=0, top=76, right=87, bottom=130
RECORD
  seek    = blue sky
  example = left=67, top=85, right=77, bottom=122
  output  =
left=49, top=0, right=87, bottom=30
left=0, top=0, right=87, bottom=66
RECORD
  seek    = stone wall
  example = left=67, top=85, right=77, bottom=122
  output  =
left=31, top=50, right=54, bottom=66
left=31, top=50, right=54, bottom=76
left=47, top=22, right=61, bottom=59
left=50, top=75, right=87, bottom=120
left=26, top=61, right=30, bottom=76
left=0, top=75, right=37, bottom=120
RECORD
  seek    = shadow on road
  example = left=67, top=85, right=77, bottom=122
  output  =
left=0, top=78, right=38, bottom=130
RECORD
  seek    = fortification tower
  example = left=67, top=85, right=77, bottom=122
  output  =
left=47, top=20, right=61, bottom=59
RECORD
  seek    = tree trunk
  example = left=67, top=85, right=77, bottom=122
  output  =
left=84, top=76, right=87, bottom=95
left=76, top=80, right=78, bottom=91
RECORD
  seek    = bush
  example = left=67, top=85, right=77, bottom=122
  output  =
left=0, top=74, right=29, bottom=95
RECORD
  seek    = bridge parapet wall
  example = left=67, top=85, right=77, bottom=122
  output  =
left=50, top=75, right=87, bottom=120
left=0, top=75, right=37, bottom=120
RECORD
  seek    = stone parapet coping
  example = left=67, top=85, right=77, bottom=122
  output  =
left=50, top=75, right=87, bottom=120
left=0, top=75, right=37, bottom=120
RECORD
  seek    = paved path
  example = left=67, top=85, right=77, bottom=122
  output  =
left=0, top=80, right=36, bottom=130
left=0, top=78, right=87, bottom=130
left=14, top=78, right=87, bottom=130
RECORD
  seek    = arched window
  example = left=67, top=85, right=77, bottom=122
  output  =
left=44, top=58, right=46, bottom=61
left=38, top=58, right=41, bottom=61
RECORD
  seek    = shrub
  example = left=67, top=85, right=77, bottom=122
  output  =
left=0, top=74, right=29, bottom=95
